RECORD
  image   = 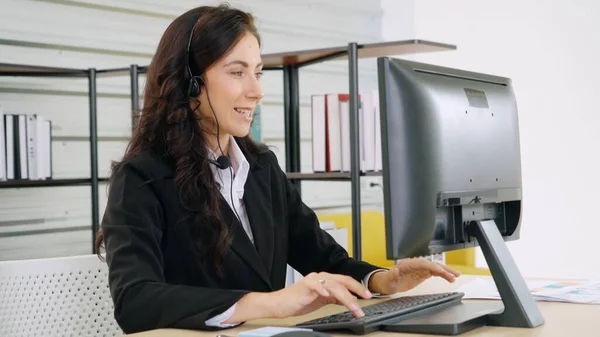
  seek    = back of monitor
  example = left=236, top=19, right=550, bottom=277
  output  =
left=377, top=57, right=523, bottom=260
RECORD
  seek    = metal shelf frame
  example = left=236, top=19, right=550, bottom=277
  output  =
left=0, top=64, right=125, bottom=254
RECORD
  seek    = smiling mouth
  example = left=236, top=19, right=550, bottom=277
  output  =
left=234, top=108, right=253, bottom=118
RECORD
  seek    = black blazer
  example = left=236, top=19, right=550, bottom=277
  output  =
left=101, top=146, right=382, bottom=334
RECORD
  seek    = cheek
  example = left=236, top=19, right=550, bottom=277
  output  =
left=214, top=78, right=242, bottom=113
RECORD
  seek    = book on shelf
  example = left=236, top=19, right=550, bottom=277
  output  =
left=1, top=106, right=53, bottom=182
left=311, top=90, right=382, bottom=174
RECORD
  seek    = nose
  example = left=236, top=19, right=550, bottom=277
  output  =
left=245, top=75, right=264, bottom=101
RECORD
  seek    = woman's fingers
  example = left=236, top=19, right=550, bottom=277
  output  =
left=329, top=274, right=372, bottom=299
left=396, top=258, right=458, bottom=282
left=305, top=273, right=366, bottom=318
left=430, top=262, right=458, bottom=282
left=322, top=279, right=365, bottom=318
left=418, top=259, right=456, bottom=282
left=308, top=275, right=331, bottom=298
left=441, top=264, right=462, bottom=277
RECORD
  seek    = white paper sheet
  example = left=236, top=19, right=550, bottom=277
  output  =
left=455, top=277, right=600, bottom=304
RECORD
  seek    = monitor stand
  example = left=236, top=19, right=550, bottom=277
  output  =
left=382, top=219, right=545, bottom=335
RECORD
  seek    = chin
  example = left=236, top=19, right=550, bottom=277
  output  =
left=231, top=127, right=251, bottom=138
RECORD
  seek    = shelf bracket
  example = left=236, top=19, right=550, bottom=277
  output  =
left=348, top=42, right=362, bottom=261
left=283, top=65, right=301, bottom=192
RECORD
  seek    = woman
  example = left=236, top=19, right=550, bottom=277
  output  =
left=96, top=3, right=460, bottom=334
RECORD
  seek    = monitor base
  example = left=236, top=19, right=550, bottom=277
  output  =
left=468, top=219, right=544, bottom=328
left=382, top=300, right=503, bottom=335
left=383, top=219, right=544, bottom=335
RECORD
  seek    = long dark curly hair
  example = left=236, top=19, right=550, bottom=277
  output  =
left=95, top=3, right=269, bottom=275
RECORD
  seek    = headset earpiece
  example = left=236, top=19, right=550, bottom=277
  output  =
left=188, top=75, right=203, bottom=98
left=186, top=17, right=204, bottom=99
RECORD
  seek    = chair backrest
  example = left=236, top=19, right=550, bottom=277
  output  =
left=0, top=254, right=122, bottom=337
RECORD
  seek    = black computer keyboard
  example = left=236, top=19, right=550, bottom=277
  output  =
left=295, top=292, right=464, bottom=335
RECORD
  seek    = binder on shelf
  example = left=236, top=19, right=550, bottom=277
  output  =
left=43, top=119, right=52, bottom=179
left=4, top=114, right=14, bottom=180
left=26, top=114, right=38, bottom=180
left=326, top=93, right=343, bottom=172
left=338, top=93, right=354, bottom=172
left=360, top=90, right=377, bottom=172
left=311, top=91, right=381, bottom=174
left=1, top=113, right=53, bottom=182
left=36, top=115, right=46, bottom=179
left=311, top=95, right=326, bottom=172
left=15, top=114, right=28, bottom=180
left=0, top=106, right=5, bottom=181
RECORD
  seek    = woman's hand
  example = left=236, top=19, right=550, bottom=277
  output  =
left=368, top=258, right=461, bottom=295
left=268, top=272, right=373, bottom=319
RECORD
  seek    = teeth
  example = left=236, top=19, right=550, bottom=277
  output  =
left=235, top=108, right=252, bottom=116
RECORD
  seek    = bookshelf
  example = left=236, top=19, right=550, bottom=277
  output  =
left=128, top=39, right=456, bottom=261
left=0, top=63, right=121, bottom=254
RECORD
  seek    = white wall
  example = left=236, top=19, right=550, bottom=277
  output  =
left=381, top=0, right=600, bottom=279
left=0, top=0, right=385, bottom=260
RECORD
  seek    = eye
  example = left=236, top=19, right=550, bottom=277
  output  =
left=231, top=71, right=243, bottom=77
left=255, top=71, right=263, bottom=79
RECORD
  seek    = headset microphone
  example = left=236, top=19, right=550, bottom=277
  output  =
left=209, top=155, right=231, bottom=170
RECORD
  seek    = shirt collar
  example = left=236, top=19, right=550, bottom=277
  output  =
left=207, top=136, right=250, bottom=192
left=227, top=136, right=250, bottom=177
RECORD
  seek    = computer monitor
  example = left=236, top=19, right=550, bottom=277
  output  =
left=378, top=57, right=522, bottom=259
left=376, top=57, right=544, bottom=333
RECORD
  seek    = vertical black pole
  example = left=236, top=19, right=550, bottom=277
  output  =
left=290, top=65, right=301, bottom=175
left=283, top=65, right=302, bottom=193
left=88, top=68, right=99, bottom=254
left=283, top=66, right=292, bottom=171
left=130, top=64, right=139, bottom=131
left=348, top=43, right=362, bottom=261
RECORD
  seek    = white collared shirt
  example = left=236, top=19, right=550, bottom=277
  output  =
left=207, top=136, right=254, bottom=244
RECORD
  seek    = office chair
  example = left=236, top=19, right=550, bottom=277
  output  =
left=0, top=254, right=122, bottom=337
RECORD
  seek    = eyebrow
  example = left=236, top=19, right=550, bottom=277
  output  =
left=223, top=60, right=263, bottom=68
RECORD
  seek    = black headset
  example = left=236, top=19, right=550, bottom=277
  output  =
left=186, top=17, right=244, bottom=225
left=185, top=18, right=231, bottom=170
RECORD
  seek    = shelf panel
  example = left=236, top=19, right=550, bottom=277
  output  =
left=286, top=171, right=382, bottom=181
left=96, top=67, right=133, bottom=77
left=0, top=64, right=131, bottom=78
left=0, top=178, right=108, bottom=188
left=0, top=40, right=456, bottom=75
left=0, top=63, right=88, bottom=77
left=262, top=39, right=456, bottom=68
left=133, top=39, right=456, bottom=73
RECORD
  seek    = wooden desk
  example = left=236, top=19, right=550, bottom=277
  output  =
left=129, top=275, right=600, bottom=337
